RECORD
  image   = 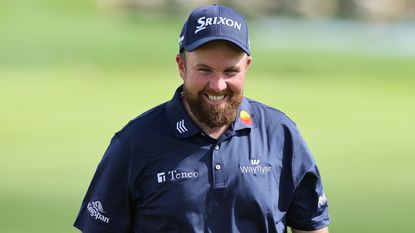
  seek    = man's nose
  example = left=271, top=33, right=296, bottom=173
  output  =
left=209, top=74, right=227, bottom=92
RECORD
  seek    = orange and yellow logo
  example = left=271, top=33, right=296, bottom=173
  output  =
left=240, top=110, right=253, bottom=125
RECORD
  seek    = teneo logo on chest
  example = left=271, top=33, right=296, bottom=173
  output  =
left=157, top=169, right=199, bottom=183
left=195, top=16, right=242, bottom=34
left=239, top=159, right=272, bottom=174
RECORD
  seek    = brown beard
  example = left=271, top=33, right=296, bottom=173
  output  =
left=183, top=87, right=243, bottom=128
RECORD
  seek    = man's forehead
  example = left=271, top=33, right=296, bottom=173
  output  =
left=189, top=55, right=247, bottom=70
left=188, top=48, right=246, bottom=63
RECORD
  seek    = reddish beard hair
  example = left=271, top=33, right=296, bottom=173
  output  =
left=182, top=87, right=243, bottom=128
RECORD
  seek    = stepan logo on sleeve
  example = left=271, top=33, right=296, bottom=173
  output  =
left=87, top=200, right=110, bottom=223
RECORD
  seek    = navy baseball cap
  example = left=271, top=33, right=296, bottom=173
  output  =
left=179, top=4, right=250, bottom=55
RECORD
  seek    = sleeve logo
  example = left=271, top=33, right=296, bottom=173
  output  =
left=318, top=192, right=328, bottom=208
left=87, top=200, right=110, bottom=223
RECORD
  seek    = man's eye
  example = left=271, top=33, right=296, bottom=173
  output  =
left=225, top=70, right=238, bottom=75
left=198, top=68, right=211, bottom=73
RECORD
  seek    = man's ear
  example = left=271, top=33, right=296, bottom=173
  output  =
left=176, top=54, right=186, bottom=80
left=246, top=55, right=252, bottom=68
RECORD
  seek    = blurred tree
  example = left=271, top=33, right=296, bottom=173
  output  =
left=232, top=0, right=282, bottom=16
left=408, top=0, right=415, bottom=18
left=337, top=0, right=359, bottom=18
left=354, top=0, right=408, bottom=21
left=296, top=0, right=338, bottom=19
left=95, top=0, right=415, bottom=20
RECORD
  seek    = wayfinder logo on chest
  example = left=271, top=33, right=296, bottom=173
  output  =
left=239, top=159, right=272, bottom=174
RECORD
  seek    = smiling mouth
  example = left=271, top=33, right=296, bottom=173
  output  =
left=204, top=93, right=227, bottom=103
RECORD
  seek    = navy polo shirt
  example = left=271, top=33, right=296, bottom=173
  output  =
left=74, top=86, right=330, bottom=233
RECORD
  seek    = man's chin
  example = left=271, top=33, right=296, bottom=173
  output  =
left=183, top=90, right=242, bottom=128
left=204, top=101, right=228, bottom=110
left=202, top=100, right=230, bottom=113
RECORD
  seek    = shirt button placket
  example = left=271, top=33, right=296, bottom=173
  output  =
left=212, top=143, right=225, bottom=188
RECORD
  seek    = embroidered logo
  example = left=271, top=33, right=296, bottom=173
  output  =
left=240, top=110, right=253, bottom=125
left=195, top=16, right=242, bottom=34
left=157, top=172, right=166, bottom=183
left=178, top=35, right=184, bottom=45
left=157, top=169, right=199, bottom=183
left=176, top=119, right=188, bottom=133
left=87, top=201, right=110, bottom=223
left=250, top=159, right=260, bottom=165
left=240, top=159, right=272, bottom=174
left=318, top=192, right=328, bottom=208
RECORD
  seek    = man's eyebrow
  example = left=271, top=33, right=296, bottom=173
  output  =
left=195, top=64, right=212, bottom=69
left=195, top=64, right=241, bottom=70
left=224, top=65, right=241, bottom=71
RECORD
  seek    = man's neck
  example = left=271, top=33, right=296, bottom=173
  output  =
left=200, top=124, right=228, bottom=139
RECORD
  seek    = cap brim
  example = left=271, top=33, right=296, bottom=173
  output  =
left=184, top=36, right=250, bottom=55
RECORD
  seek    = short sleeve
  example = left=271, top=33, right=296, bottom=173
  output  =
left=74, top=135, right=134, bottom=233
left=286, top=126, right=330, bottom=231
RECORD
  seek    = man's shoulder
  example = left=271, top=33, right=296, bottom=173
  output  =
left=116, top=101, right=170, bottom=139
left=130, top=102, right=168, bottom=125
left=245, top=97, right=296, bottom=127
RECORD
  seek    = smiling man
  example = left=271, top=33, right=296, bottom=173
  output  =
left=74, top=4, right=330, bottom=233
left=178, top=40, right=249, bottom=138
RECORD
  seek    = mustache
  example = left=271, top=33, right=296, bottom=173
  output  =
left=198, top=88, right=233, bottom=96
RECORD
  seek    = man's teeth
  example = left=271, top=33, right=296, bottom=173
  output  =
left=208, top=94, right=225, bottom=101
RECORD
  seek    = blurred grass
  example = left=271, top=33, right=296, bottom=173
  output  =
left=1, top=1, right=415, bottom=233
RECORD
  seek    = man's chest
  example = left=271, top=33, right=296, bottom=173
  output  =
left=134, top=135, right=284, bottom=215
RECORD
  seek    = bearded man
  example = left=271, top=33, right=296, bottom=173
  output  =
left=74, top=4, right=330, bottom=233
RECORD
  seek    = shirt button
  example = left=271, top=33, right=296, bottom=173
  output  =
left=215, top=145, right=220, bottom=150
left=215, top=164, right=221, bottom=170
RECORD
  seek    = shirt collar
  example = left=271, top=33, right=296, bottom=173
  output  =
left=166, top=86, right=255, bottom=139
left=165, top=86, right=201, bottom=138
left=233, top=97, right=256, bottom=131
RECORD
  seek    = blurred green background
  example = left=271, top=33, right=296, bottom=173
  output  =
left=1, top=1, right=414, bottom=233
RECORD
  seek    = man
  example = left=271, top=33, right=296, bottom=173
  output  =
left=74, top=4, right=330, bottom=233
